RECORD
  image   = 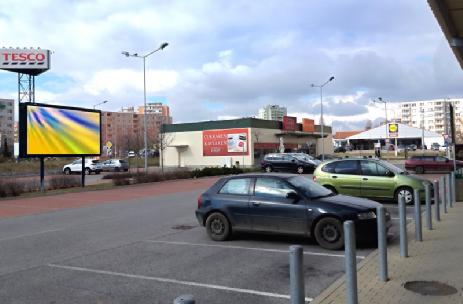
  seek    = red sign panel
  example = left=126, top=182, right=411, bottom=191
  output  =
left=302, top=118, right=315, bottom=132
left=203, top=128, right=249, bottom=156
left=282, top=116, right=297, bottom=131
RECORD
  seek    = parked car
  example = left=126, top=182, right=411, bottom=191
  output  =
left=313, top=158, right=432, bottom=204
left=431, top=143, right=440, bottom=151
left=405, top=156, right=463, bottom=174
left=63, top=159, right=102, bottom=175
left=261, top=153, right=316, bottom=174
left=406, top=144, right=417, bottom=151
left=289, top=153, right=322, bottom=166
left=316, top=154, right=337, bottom=161
left=128, top=151, right=136, bottom=157
left=334, top=146, right=346, bottom=153
left=101, top=159, right=130, bottom=172
left=195, top=173, right=391, bottom=250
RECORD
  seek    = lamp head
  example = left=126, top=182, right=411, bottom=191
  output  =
left=329, top=76, right=334, bottom=81
left=121, top=51, right=130, bottom=57
left=160, top=42, right=169, bottom=50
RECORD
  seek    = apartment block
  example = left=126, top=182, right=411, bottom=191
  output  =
left=257, top=105, right=287, bottom=121
left=101, top=103, right=172, bottom=156
left=394, top=99, right=462, bottom=144
left=0, top=98, right=14, bottom=156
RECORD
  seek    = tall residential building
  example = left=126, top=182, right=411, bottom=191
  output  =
left=138, top=102, right=171, bottom=119
left=0, top=98, right=14, bottom=156
left=257, top=105, right=287, bottom=121
left=101, top=103, right=172, bottom=156
left=392, top=98, right=462, bottom=143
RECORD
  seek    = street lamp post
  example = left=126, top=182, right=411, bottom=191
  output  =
left=311, top=76, right=334, bottom=161
left=93, top=100, right=109, bottom=109
left=122, top=42, right=169, bottom=173
left=373, top=97, right=389, bottom=152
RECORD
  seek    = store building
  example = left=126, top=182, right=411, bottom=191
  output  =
left=346, top=123, right=444, bottom=150
left=162, top=117, right=333, bottom=168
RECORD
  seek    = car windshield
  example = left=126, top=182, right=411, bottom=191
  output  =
left=287, top=176, right=334, bottom=198
left=292, top=154, right=315, bottom=161
left=379, top=160, right=407, bottom=174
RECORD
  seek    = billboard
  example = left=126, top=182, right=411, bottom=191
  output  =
left=19, top=103, right=101, bottom=157
left=302, top=118, right=315, bottom=132
left=203, top=128, right=249, bottom=156
left=282, top=116, right=297, bottom=131
left=1, top=48, right=50, bottom=76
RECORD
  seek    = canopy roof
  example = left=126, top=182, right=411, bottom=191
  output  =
left=347, top=123, right=442, bottom=140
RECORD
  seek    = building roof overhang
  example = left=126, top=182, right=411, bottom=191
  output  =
left=428, top=0, right=463, bottom=69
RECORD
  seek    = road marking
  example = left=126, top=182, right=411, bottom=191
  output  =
left=48, top=264, right=313, bottom=302
left=391, top=217, right=413, bottom=220
left=0, top=229, right=61, bottom=242
left=145, top=240, right=366, bottom=259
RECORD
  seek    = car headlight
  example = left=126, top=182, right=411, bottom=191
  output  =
left=357, top=211, right=377, bottom=220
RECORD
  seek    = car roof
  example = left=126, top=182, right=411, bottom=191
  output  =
left=221, top=173, right=299, bottom=179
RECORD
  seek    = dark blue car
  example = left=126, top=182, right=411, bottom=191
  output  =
left=196, top=173, right=391, bottom=250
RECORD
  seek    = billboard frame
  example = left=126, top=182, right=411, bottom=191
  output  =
left=19, top=102, right=102, bottom=158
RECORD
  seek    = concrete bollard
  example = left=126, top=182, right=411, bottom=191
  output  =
left=289, top=245, right=305, bottom=304
left=414, top=189, right=422, bottom=242
left=376, top=206, right=388, bottom=282
left=344, top=221, right=358, bottom=304
left=399, top=196, right=408, bottom=258
left=173, top=295, right=195, bottom=304
left=434, top=180, right=440, bottom=222
left=425, top=183, right=432, bottom=230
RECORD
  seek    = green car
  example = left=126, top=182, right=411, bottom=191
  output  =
left=313, top=158, right=431, bottom=204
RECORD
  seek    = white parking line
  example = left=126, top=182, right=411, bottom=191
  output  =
left=145, top=240, right=366, bottom=259
left=48, top=264, right=313, bottom=302
left=391, top=217, right=413, bottom=220
left=0, top=229, right=61, bottom=242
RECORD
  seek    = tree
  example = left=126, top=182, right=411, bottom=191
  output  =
left=365, top=119, right=373, bottom=130
left=154, top=127, right=174, bottom=172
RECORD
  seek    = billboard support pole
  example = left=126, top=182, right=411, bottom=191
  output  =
left=40, top=157, right=45, bottom=192
left=81, top=156, right=85, bottom=187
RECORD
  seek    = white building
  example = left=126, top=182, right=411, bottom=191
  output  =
left=0, top=98, right=14, bottom=156
left=390, top=99, right=462, bottom=143
left=257, top=105, right=287, bottom=121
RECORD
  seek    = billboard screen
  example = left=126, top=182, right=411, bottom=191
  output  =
left=282, top=116, right=297, bottom=131
left=0, top=48, right=50, bottom=76
left=203, top=128, right=249, bottom=156
left=19, top=103, right=101, bottom=157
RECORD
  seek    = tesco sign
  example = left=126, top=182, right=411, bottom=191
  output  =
left=0, top=48, right=50, bottom=75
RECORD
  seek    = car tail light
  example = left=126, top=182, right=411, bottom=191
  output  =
left=312, top=175, right=317, bottom=182
left=197, top=194, right=203, bottom=209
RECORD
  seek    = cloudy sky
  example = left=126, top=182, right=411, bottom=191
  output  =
left=1, top=0, right=462, bottom=131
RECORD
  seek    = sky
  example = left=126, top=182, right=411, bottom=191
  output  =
left=1, top=0, right=462, bottom=131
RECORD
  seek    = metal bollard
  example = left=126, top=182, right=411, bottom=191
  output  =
left=446, top=174, right=452, bottom=209
left=289, top=245, right=305, bottom=304
left=441, top=176, right=448, bottom=214
left=425, top=183, right=432, bottom=230
left=173, top=295, right=195, bottom=304
left=399, top=196, right=408, bottom=258
left=451, top=172, right=456, bottom=207
left=414, top=189, right=422, bottom=242
left=376, top=206, right=388, bottom=282
left=434, top=180, right=440, bottom=222
left=344, top=221, right=358, bottom=304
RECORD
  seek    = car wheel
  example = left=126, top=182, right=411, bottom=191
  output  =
left=395, top=187, right=414, bottom=205
left=206, top=212, right=231, bottom=241
left=124, top=169, right=129, bottom=172
left=324, top=185, right=337, bottom=194
left=64, top=168, right=71, bottom=175
left=314, top=217, right=344, bottom=250
left=264, top=165, right=273, bottom=173
left=297, top=166, right=304, bottom=174
left=96, top=171, right=101, bottom=175
left=415, top=166, right=424, bottom=174
left=85, top=168, right=91, bottom=175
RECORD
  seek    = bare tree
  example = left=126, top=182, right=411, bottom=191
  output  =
left=154, top=128, right=174, bottom=172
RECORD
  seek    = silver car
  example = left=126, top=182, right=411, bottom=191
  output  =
left=101, top=159, right=129, bottom=172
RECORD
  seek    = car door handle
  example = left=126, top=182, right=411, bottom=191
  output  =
left=332, top=175, right=338, bottom=179
left=251, top=201, right=261, bottom=206
left=363, top=178, right=368, bottom=181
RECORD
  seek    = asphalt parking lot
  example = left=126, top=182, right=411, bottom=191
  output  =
left=0, top=174, right=434, bottom=304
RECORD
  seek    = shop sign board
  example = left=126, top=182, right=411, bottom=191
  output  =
left=203, top=128, right=249, bottom=156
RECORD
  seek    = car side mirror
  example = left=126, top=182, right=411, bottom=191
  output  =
left=291, top=159, right=296, bottom=163
left=386, top=171, right=394, bottom=177
left=286, top=191, right=300, bottom=203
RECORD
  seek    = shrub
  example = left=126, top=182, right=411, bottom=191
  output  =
left=103, top=172, right=133, bottom=180
left=48, top=176, right=81, bottom=190
left=0, top=179, right=24, bottom=197
left=191, top=166, right=244, bottom=178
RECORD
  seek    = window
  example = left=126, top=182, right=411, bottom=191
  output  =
left=254, top=178, right=294, bottom=199
left=282, top=155, right=294, bottom=161
left=360, top=160, right=377, bottom=176
left=436, top=156, right=447, bottom=162
left=322, top=162, right=336, bottom=173
left=219, top=178, right=251, bottom=195
left=334, top=160, right=359, bottom=175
